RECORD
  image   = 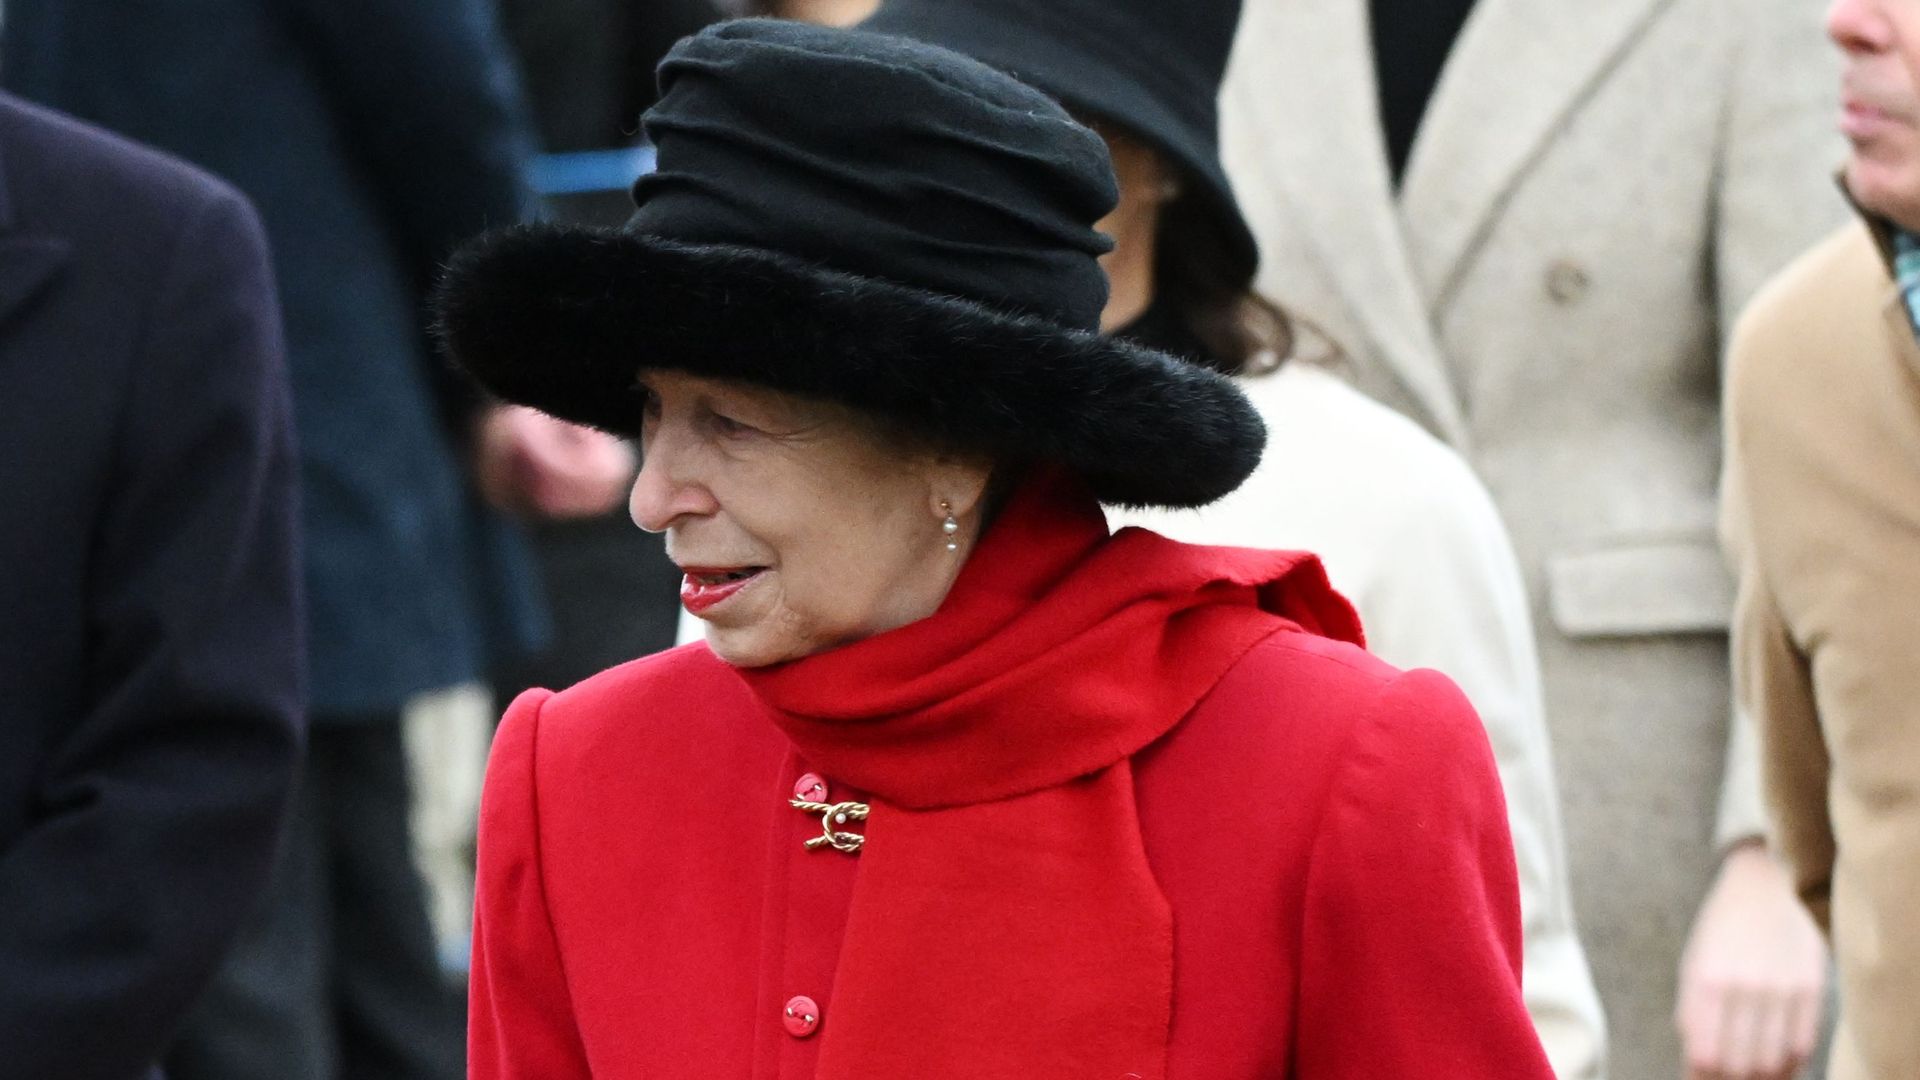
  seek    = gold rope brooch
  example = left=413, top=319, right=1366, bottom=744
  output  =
left=789, top=798, right=869, bottom=854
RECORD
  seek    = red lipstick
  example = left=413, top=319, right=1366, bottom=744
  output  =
left=679, top=567, right=765, bottom=615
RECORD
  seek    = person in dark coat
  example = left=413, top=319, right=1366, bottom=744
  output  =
left=499, top=0, right=724, bottom=152
left=0, top=2, right=632, bottom=1078
left=0, top=93, right=303, bottom=1080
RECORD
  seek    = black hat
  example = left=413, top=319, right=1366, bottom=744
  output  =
left=433, top=19, right=1264, bottom=509
left=862, top=0, right=1257, bottom=289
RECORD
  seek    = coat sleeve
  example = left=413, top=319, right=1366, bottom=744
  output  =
left=1727, top=573, right=1831, bottom=926
left=0, top=185, right=303, bottom=1080
left=471, top=688, right=594, bottom=1079
left=1352, top=466, right=1607, bottom=1080
left=1719, top=394, right=1833, bottom=928
left=1293, top=669, right=1556, bottom=1078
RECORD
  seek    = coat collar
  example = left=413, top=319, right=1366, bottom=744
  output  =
left=1398, top=0, right=1673, bottom=301
left=1224, top=0, right=1671, bottom=446
left=1845, top=183, right=1920, bottom=380
left=1848, top=178, right=1903, bottom=277
left=0, top=139, right=72, bottom=334
left=1224, top=0, right=1465, bottom=444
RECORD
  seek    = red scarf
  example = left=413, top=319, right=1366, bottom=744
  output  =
left=737, top=470, right=1363, bottom=1079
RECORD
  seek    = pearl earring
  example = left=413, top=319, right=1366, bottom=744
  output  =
left=940, top=500, right=959, bottom=553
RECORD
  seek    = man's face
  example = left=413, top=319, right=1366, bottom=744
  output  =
left=1832, top=0, right=1920, bottom=228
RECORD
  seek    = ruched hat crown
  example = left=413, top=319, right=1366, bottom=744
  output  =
left=634, top=19, right=1118, bottom=329
left=433, top=19, right=1266, bottom=509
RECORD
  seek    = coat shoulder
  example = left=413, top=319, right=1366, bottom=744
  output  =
left=1729, top=221, right=1886, bottom=402
left=1137, top=625, right=1498, bottom=882
left=1253, top=365, right=1513, bottom=556
left=533, top=643, right=755, bottom=741
left=1200, top=631, right=1502, bottom=866
left=1144, top=626, right=1467, bottom=792
left=1215, top=628, right=1483, bottom=754
left=506, top=645, right=782, bottom=798
left=0, top=94, right=251, bottom=241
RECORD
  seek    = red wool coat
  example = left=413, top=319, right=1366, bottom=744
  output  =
left=470, top=483, right=1554, bottom=1080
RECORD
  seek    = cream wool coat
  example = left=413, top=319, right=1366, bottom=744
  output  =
left=1115, top=363, right=1605, bottom=1079
left=1722, top=219, right=1920, bottom=1080
left=1220, top=2, right=1844, bottom=1074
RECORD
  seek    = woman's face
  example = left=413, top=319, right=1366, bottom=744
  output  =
left=1090, top=123, right=1176, bottom=332
left=772, top=0, right=877, bottom=26
left=630, top=371, right=991, bottom=668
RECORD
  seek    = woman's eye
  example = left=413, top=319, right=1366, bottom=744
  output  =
left=709, top=410, right=751, bottom=437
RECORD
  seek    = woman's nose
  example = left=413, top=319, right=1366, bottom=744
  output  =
left=628, top=426, right=718, bottom=533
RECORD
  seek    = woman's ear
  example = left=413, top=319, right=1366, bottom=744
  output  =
left=925, top=456, right=994, bottom=523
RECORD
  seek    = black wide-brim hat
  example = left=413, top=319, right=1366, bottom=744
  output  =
left=862, top=0, right=1258, bottom=289
left=433, top=19, right=1264, bottom=509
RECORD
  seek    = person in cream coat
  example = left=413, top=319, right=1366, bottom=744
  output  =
left=1221, top=1, right=1844, bottom=1075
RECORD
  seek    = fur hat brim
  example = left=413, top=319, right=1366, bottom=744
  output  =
left=431, top=223, right=1264, bottom=509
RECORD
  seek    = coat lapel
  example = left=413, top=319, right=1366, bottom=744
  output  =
left=1224, top=0, right=1467, bottom=446
left=1879, top=294, right=1920, bottom=386
left=1399, top=0, right=1671, bottom=301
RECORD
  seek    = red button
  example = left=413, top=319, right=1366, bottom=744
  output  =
left=783, top=994, right=821, bottom=1038
left=793, top=773, right=828, bottom=802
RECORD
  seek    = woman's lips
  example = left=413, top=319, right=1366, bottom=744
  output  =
left=679, top=567, right=767, bottom=615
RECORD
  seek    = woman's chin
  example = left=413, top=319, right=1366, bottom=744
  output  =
left=703, top=623, right=813, bottom=669
left=705, top=630, right=778, bottom=668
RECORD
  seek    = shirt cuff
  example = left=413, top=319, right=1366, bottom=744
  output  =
left=1713, top=703, right=1770, bottom=852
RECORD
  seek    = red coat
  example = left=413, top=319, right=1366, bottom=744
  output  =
left=470, top=481, right=1554, bottom=1079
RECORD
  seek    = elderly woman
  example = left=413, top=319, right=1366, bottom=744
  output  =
left=435, top=19, right=1554, bottom=1080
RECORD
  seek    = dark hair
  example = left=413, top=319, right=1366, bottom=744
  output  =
left=1153, top=191, right=1294, bottom=378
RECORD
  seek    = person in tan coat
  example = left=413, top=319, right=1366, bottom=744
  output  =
left=1721, top=2, right=1920, bottom=1075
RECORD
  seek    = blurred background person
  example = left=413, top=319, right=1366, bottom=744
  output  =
left=0, top=1, right=631, bottom=1077
left=488, top=0, right=728, bottom=704
left=1722, top=0, right=1920, bottom=1074
left=860, top=0, right=1604, bottom=1074
left=727, top=0, right=878, bottom=24
left=0, top=92, right=302, bottom=1080
left=1221, top=1, right=1843, bottom=1076
left=499, top=0, right=718, bottom=158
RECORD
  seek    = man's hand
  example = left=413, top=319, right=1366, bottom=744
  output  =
left=474, top=404, right=634, bottom=519
left=1677, top=840, right=1828, bottom=1080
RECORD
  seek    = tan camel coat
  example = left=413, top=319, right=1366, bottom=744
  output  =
left=1721, top=217, right=1920, bottom=1080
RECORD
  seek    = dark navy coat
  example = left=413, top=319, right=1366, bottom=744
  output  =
left=0, top=95, right=303, bottom=1080
left=2, top=0, right=547, bottom=713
